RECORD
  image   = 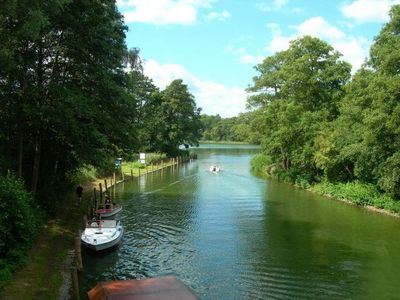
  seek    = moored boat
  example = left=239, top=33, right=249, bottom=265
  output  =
left=81, top=219, right=124, bottom=251
left=95, top=203, right=122, bottom=219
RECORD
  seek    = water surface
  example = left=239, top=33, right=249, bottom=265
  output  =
left=80, top=144, right=400, bottom=299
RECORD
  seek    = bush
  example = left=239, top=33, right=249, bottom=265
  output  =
left=311, top=181, right=400, bottom=213
left=0, top=174, right=42, bottom=287
left=250, top=153, right=272, bottom=173
left=68, top=164, right=98, bottom=184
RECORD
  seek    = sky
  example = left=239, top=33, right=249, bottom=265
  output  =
left=116, top=0, right=400, bottom=117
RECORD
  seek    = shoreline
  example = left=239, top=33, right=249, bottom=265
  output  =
left=306, top=188, right=400, bottom=218
left=1, top=157, right=188, bottom=300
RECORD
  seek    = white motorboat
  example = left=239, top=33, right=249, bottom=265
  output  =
left=81, top=219, right=124, bottom=251
left=209, top=165, right=220, bottom=173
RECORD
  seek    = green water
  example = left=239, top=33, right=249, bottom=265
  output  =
left=79, top=144, right=400, bottom=299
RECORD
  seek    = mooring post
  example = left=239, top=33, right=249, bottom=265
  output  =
left=83, top=215, right=87, bottom=228
left=75, top=235, right=83, bottom=271
left=71, top=266, right=80, bottom=300
left=93, top=188, right=97, bottom=208
left=99, top=183, right=103, bottom=203
left=131, top=169, right=133, bottom=180
left=104, top=179, right=108, bottom=192
left=138, top=167, right=140, bottom=177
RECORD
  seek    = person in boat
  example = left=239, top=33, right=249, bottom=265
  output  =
left=105, top=194, right=112, bottom=209
left=90, top=217, right=98, bottom=228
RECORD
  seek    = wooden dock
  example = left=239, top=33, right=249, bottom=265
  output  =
left=87, top=275, right=199, bottom=300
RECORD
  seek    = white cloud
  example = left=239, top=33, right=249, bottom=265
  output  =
left=206, top=10, right=231, bottom=21
left=265, top=17, right=370, bottom=72
left=144, top=60, right=247, bottom=117
left=297, top=17, right=345, bottom=40
left=255, top=0, right=288, bottom=12
left=341, top=0, right=400, bottom=23
left=118, top=0, right=213, bottom=25
left=273, top=0, right=288, bottom=8
left=225, top=46, right=264, bottom=64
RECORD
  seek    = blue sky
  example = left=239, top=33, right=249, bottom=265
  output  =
left=117, top=0, right=399, bottom=117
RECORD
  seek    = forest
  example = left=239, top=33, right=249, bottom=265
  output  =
left=0, top=0, right=202, bottom=283
left=247, top=6, right=400, bottom=210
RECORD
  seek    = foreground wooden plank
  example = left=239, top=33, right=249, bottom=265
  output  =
left=87, top=275, right=199, bottom=300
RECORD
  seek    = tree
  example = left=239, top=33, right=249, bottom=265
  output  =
left=247, top=36, right=351, bottom=180
left=0, top=0, right=131, bottom=210
left=158, top=79, right=202, bottom=155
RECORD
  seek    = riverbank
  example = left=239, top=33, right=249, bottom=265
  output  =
left=200, top=140, right=249, bottom=144
left=0, top=157, right=188, bottom=300
left=252, top=164, right=400, bottom=218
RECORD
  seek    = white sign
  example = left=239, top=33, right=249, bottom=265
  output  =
left=139, top=153, right=146, bottom=164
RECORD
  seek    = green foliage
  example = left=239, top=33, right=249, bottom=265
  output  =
left=0, top=1, right=203, bottom=215
left=247, top=36, right=350, bottom=178
left=312, top=181, right=400, bottom=213
left=67, top=165, right=98, bottom=184
left=250, top=153, right=272, bottom=174
left=0, top=174, right=42, bottom=287
left=200, top=111, right=261, bottom=143
left=247, top=9, right=400, bottom=211
left=154, top=79, right=202, bottom=155
left=145, top=153, right=168, bottom=164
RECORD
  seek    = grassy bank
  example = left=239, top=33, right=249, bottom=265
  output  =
left=0, top=155, right=188, bottom=300
left=251, top=153, right=400, bottom=216
left=199, top=140, right=249, bottom=144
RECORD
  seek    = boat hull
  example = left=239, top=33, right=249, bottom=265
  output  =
left=95, top=205, right=122, bottom=219
left=81, top=221, right=124, bottom=251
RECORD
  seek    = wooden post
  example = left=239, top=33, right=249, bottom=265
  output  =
left=138, top=167, right=140, bottom=177
left=161, top=160, right=164, bottom=169
left=121, top=169, right=124, bottom=181
left=71, top=266, right=80, bottom=300
left=93, top=188, right=97, bottom=208
left=113, top=172, right=116, bottom=186
left=104, top=179, right=108, bottom=192
left=99, top=183, right=103, bottom=203
left=146, top=164, right=148, bottom=174
left=83, top=215, right=87, bottom=228
left=75, top=236, right=83, bottom=271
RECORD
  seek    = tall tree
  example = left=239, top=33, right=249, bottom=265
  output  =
left=158, top=79, right=202, bottom=155
left=0, top=0, right=130, bottom=208
left=318, top=5, right=400, bottom=196
left=247, top=36, right=351, bottom=178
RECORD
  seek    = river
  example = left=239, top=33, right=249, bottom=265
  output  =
left=79, top=143, right=400, bottom=299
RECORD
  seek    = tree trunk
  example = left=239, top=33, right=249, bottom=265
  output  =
left=31, top=135, right=41, bottom=197
left=31, top=42, right=44, bottom=197
left=18, top=133, right=23, bottom=178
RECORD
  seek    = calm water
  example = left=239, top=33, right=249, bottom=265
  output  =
left=79, top=144, right=400, bottom=299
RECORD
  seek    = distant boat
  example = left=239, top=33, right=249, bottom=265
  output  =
left=209, top=165, right=220, bottom=173
left=81, top=219, right=124, bottom=251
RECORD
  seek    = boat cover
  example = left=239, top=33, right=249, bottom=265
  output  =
left=87, top=275, right=199, bottom=300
